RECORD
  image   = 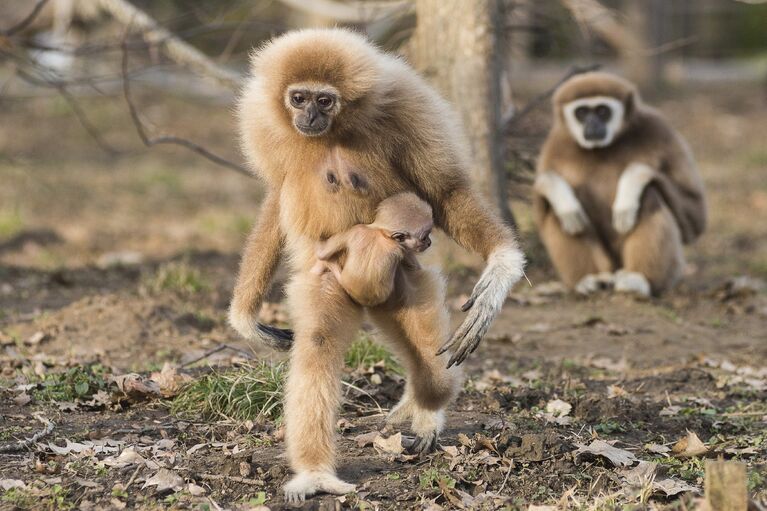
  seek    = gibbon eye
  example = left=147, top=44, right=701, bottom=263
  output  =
left=595, top=104, right=612, bottom=121
left=574, top=106, right=590, bottom=122
left=290, top=93, right=306, bottom=107
left=391, top=233, right=407, bottom=243
left=317, top=95, right=334, bottom=109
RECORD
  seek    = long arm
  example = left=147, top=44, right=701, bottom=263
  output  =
left=399, top=141, right=525, bottom=368
left=228, top=187, right=293, bottom=350
left=316, top=231, right=351, bottom=261
left=534, top=171, right=590, bottom=235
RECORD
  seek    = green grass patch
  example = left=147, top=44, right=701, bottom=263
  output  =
left=171, top=361, right=286, bottom=422
left=345, top=333, right=402, bottom=375
left=171, top=335, right=401, bottom=422
left=148, top=260, right=208, bottom=295
left=32, top=364, right=109, bottom=402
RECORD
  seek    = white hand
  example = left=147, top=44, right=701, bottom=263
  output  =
left=612, top=163, right=656, bottom=235
left=535, top=171, right=590, bottom=235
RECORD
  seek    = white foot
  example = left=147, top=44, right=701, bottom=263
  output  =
left=284, top=471, right=356, bottom=504
left=408, top=408, right=444, bottom=455
left=614, top=270, right=651, bottom=297
left=574, top=272, right=615, bottom=295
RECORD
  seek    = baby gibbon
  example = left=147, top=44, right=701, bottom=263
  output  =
left=312, top=192, right=433, bottom=307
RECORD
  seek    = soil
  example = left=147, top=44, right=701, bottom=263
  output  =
left=1, top=81, right=766, bottom=510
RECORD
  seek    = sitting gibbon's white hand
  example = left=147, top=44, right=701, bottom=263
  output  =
left=612, top=163, right=656, bottom=235
left=534, top=171, right=590, bottom=235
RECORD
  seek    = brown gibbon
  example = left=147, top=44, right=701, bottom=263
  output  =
left=533, top=71, right=706, bottom=296
left=228, top=28, right=525, bottom=501
left=311, top=192, right=433, bottom=307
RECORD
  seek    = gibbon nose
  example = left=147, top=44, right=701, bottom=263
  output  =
left=583, top=115, right=607, bottom=141
left=306, top=104, right=319, bottom=125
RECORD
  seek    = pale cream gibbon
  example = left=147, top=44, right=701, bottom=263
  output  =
left=311, top=192, right=434, bottom=307
left=533, top=72, right=706, bottom=296
left=228, top=29, right=524, bottom=501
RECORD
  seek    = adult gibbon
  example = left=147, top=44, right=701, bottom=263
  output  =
left=229, top=29, right=525, bottom=501
left=533, top=72, right=706, bottom=296
left=311, top=192, right=433, bottom=307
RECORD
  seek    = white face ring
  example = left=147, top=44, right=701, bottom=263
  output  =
left=563, top=96, right=625, bottom=150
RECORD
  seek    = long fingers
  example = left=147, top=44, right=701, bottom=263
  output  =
left=257, top=323, right=294, bottom=351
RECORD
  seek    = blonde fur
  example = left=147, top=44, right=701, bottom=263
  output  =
left=312, top=192, right=433, bottom=307
left=230, top=28, right=522, bottom=500
left=533, top=72, right=706, bottom=295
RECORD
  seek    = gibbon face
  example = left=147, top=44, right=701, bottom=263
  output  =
left=562, top=96, right=625, bottom=149
left=554, top=72, right=638, bottom=150
left=284, top=82, right=342, bottom=137
left=375, top=193, right=433, bottom=253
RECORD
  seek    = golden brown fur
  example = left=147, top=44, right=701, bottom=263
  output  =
left=312, top=193, right=433, bottom=307
left=229, top=28, right=524, bottom=500
left=533, top=72, right=706, bottom=295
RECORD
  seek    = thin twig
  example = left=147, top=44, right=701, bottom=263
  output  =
left=120, top=39, right=251, bottom=176
left=0, top=414, right=54, bottom=453
left=181, top=343, right=254, bottom=368
left=124, top=464, right=142, bottom=490
left=15, top=67, right=119, bottom=155
left=1, top=0, right=50, bottom=37
left=503, top=63, right=601, bottom=133
left=198, top=473, right=265, bottom=486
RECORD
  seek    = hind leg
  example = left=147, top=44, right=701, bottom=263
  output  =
left=538, top=209, right=614, bottom=292
left=282, top=271, right=363, bottom=502
left=618, top=188, right=684, bottom=296
left=368, top=268, right=461, bottom=455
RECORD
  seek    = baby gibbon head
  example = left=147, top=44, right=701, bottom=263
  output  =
left=554, top=72, right=640, bottom=150
left=373, top=193, right=433, bottom=253
left=246, top=28, right=381, bottom=138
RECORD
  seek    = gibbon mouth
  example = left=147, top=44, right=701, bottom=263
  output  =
left=295, top=123, right=330, bottom=136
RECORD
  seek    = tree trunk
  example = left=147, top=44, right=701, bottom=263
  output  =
left=408, top=0, right=515, bottom=228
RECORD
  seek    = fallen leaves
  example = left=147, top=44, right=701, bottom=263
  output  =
left=574, top=440, right=638, bottom=467
left=672, top=431, right=709, bottom=458
left=373, top=432, right=404, bottom=455
left=142, top=469, right=184, bottom=493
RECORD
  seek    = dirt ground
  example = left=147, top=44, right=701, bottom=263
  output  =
left=1, top=79, right=766, bottom=510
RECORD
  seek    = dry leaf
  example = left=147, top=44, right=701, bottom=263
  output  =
left=659, top=405, right=682, bottom=416
left=187, top=483, right=206, bottom=496
left=149, top=363, right=192, bottom=398
left=653, top=477, right=699, bottom=496
left=354, top=431, right=380, bottom=448
left=575, top=440, right=638, bottom=467
left=622, top=461, right=657, bottom=485
left=645, top=443, right=671, bottom=454
left=143, top=469, right=184, bottom=493
left=672, top=431, right=708, bottom=458
left=14, top=392, right=31, bottom=406
left=373, top=433, right=403, bottom=455
left=0, top=479, right=26, bottom=491
left=607, top=385, right=628, bottom=399
left=103, top=448, right=145, bottom=468
left=110, top=374, right=162, bottom=401
left=545, top=399, right=572, bottom=417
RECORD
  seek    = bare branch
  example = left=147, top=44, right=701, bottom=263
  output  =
left=97, top=0, right=242, bottom=90
left=503, top=63, right=600, bottom=134
left=278, top=0, right=413, bottom=23
left=6, top=48, right=120, bottom=156
left=121, top=41, right=250, bottom=177
left=559, top=0, right=642, bottom=56
left=1, top=0, right=50, bottom=37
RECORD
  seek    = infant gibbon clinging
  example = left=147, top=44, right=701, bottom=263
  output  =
left=312, top=192, right=433, bottom=307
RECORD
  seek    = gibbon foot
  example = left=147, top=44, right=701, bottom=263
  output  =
left=385, top=398, right=415, bottom=426
left=407, top=431, right=439, bottom=455
left=614, top=270, right=651, bottom=297
left=283, top=471, right=356, bottom=504
left=574, top=272, right=615, bottom=295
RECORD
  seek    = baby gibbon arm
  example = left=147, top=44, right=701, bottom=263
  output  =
left=229, top=188, right=293, bottom=350
left=316, top=231, right=351, bottom=261
left=534, top=171, right=591, bottom=235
